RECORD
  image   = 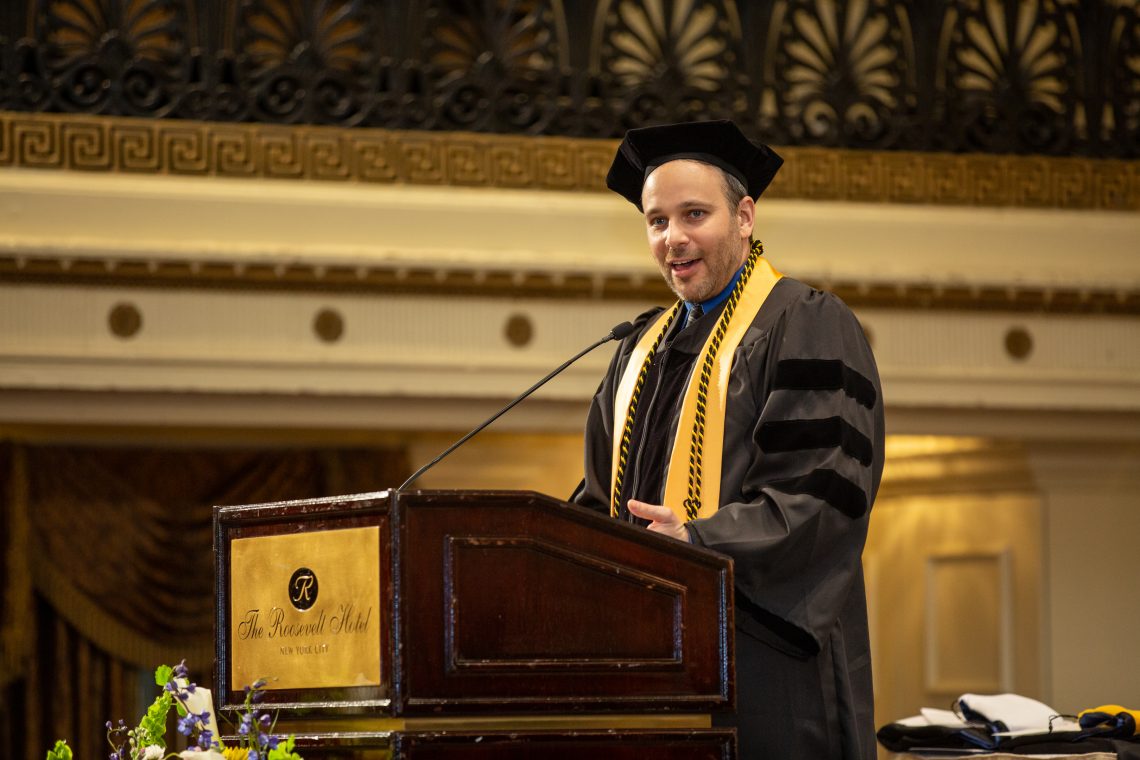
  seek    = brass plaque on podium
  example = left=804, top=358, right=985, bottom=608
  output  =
left=229, top=526, right=382, bottom=691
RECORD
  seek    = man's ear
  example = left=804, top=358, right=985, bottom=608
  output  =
left=737, top=196, right=756, bottom=239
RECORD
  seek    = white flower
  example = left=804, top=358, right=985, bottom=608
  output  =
left=143, top=746, right=164, bottom=760
left=178, top=751, right=225, bottom=760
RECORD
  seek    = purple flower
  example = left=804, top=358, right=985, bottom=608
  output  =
left=248, top=752, right=259, bottom=760
left=197, top=729, right=214, bottom=750
left=172, top=659, right=189, bottom=680
left=177, top=713, right=197, bottom=736
left=238, top=713, right=252, bottom=736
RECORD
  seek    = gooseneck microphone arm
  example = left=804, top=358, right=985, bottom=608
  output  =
left=397, top=321, right=636, bottom=492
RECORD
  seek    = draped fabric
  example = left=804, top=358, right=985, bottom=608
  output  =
left=0, top=441, right=409, bottom=760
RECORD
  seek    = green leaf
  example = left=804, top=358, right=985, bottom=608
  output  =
left=137, top=692, right=173, bottom=749
left=154, top=664, right=173, bottom=687
left=46, top=739, right=73, bottom=760
left=266, top=735, right=303, bottom=760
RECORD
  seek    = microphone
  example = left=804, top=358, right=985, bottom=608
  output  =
left=397, top=320, right=636, bottom=491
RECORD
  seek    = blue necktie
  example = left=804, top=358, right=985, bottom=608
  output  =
left=684, top=304, right=703, bottom=330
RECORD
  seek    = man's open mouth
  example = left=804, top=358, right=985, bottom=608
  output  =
left=669, top=258, right=700, bottom=273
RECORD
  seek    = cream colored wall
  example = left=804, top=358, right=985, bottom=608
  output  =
left=1028, top=443, right=1140, bottom=712
left=3, top=167, right=1139, bottom=738
left=5, top=168, right=1139, bottom=289
left=868, top=494, right=1045, bottom=760
left=3, top=169, right=1139, bottom=429
left=866, top=439, right=1044, bottom=726
left=407, top=432, right=586, bottom=498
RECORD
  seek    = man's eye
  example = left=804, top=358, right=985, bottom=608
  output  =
left=688, top=209, right=706, bottom=219
left=650, top=217, right=667, bottom=226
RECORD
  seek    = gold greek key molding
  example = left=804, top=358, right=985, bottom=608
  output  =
left=0, top=111, right=613, bottom=192
left=2, top=111, right=1139, bottom=210
left=2, top=254, right=1137, bottom=315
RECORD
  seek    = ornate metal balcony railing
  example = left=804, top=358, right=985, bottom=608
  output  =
left=0, top=1, right=1137, bottom=157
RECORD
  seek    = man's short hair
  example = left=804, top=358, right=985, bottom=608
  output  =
left=720, top=167, right=756, bottom=245
left=720, top=168, right=748, bottom=210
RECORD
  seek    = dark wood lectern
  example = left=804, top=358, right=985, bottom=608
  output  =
left=214, top=490, right=735, bottom=758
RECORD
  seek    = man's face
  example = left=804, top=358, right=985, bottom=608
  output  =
left=641, top=160, right=754, bottom=304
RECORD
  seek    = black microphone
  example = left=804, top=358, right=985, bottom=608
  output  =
left=397, top=320, right=636, bottom=491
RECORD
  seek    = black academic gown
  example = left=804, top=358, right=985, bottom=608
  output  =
left=572, top=276, right=885, bottom=760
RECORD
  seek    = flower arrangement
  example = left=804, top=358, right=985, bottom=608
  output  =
left=45, top=661, right=302, bottom=760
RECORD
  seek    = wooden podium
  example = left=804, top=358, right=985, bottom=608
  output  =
left=214, top=489, right=736, bottom=758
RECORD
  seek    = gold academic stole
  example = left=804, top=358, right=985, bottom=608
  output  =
left=610, top=246, right=782, bottom=522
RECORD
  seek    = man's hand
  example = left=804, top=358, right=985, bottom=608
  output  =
left=627, top=499, right=691, bottom=542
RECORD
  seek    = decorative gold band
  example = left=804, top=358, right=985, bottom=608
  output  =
left=2, top=111, right=1138, bottom=211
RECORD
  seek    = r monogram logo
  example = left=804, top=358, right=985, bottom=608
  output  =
left=288, top=567, right=318, bottom=611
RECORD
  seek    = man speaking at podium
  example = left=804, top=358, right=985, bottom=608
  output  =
left=572, top=121, right=885, bottom=759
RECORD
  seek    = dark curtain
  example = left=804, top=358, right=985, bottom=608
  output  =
left=0, top=441, right=409, bottom=760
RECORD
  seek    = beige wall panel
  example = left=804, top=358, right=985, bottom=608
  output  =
left=924, top=551, right=1012, bottom=695
left=865, top=466, right=1042, bottom=731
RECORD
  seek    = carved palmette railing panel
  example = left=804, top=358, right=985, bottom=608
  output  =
left=0, top=0, right=1138, bottom=156
left=765, top=0, right=911, bottom=149
left=31, top=0, right=195, bottom=116
left=590, top=0, right=747, bottom=128
left=940, top=0, right=1078, bottom=154
left=1111, top=1, right=1140, bottom=154
left=231, top=0, right=380, bottom=124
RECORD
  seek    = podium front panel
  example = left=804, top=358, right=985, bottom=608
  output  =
left=395, top=491, right=733, bottom=715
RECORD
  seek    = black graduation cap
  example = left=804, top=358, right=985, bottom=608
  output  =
left=606, top=120, right=783, bottom=210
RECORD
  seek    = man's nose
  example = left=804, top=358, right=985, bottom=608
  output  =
left=665, top=222, right=689, bottom=250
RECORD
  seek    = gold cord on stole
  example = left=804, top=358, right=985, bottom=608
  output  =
left=610, top=241, right=783, bottom=522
